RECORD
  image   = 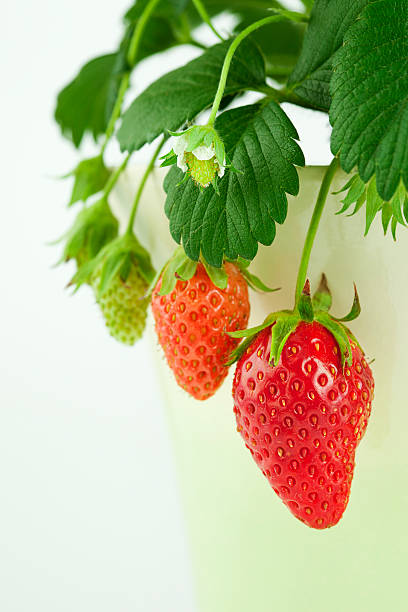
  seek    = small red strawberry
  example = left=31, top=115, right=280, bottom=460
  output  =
left=152, top=256, right=250, bottom=400
left=230, top=277, right=374, bottom=528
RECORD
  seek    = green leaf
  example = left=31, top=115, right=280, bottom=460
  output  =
left=364, top=178, right=383, bottom=236
left=335, top=174, right=365, bottom=216
left=288, top=0, right=369, bottom=111
left=55, top=54, right=124, bottom=148
left=335, top=173, right=407, bottom=238
left=67, top=156, right=111, bottom=206
left=164, top=101, right=304, bottom=266
left=330, top=1, right=408, bottom=201
left=117, top=39, right=266, bottom=152
left=382, top=203, right=393, bottom=235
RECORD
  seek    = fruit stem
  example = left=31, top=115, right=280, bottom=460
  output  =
left=126, top=135, right=167, bottom=235
left=207, top=10, right=308, bottom=127
left=192, top=0, right=224, bottom=41
left=103, top=153, right=132, bottom=199
left=294, top=157, right=340, bottom=304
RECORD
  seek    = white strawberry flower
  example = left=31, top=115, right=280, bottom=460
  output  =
left=161, top=125, right=226, bottom=189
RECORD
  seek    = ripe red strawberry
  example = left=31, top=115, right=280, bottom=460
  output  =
left=232, top=320, right=374, bottom=529
left=152, top=261, right=250, bottom=400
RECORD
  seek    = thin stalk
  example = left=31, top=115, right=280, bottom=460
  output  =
left=207, top=10, right=307, bottom=126
left=101, top=0, right=162, bottom=155
left=126, top=136, right=167, bottom=235
left=103, top=153, right=131, bottom=199
left=258, top=85, right=326, bottom=112
left=101, top=73, right=130, bottom=154
left=192, top=0, right=224, bottom=41
left=294, top=157, right=340, bottom=303
left=127, top=0, right=162, bottom=67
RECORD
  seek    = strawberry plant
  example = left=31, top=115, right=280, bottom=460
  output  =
left=54, top=0, right=408, bottom=527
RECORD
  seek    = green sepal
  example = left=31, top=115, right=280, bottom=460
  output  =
left=314, top=312, right=353, bottom=368
left=332, top=284, right=361, bottom=323
left=71, top=231, right=155, bottom=297
left=240, top=268, right=280, bottom=293
left=226, top=310, right=293, bottom=365
left=202, top=260, right=228, bottom=290
left=297, top=280, right=314, bottom=322
left=228, top=314, right=279, bottom=340
left=225, top=334, right=256, bottom=367
left=57, top=197, right=118, bottom=266
left=154, top=246, right=198, bottom=296
left=312, top=274, right=332, bottom=312
left=65, top=155, right=111, bottom=206
left=160, top=151, right=178, bottom=168
left=232, top=258, right=280, bottom=293
left=270, top=313, right=300, bottom=366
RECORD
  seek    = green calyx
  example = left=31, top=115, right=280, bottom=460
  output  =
left=57, top=197, right=119, bottom=268
left=64, top=155, right=111, bottom=207
left=227, top=275, right=362, bottom=369
left=70, top=231, right=156, bottom=298
left=154, top=247, right=280, bottom=296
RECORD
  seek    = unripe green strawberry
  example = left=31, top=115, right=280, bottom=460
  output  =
left=92, top=262, right=149, bottom=345
left=70, top=232, right=156, bottom=345
left=184, top=152, right=221, bottom=188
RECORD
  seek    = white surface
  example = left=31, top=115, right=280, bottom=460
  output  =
left=1, top=1, right=332, bottom=611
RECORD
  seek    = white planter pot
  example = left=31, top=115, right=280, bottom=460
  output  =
left=111, top=166, right=407, bottom=612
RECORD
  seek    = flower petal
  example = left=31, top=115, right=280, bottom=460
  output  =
left=172, top=135, right=188, bottom=156
left=192, top=144, right=215, bottom=161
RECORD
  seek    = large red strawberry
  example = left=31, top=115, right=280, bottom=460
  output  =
left=230, top=277, right=374, bottom=528
left=152, top=256, right=250, bottom=400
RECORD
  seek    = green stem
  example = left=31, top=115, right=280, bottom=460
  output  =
left=294, top=157, right=340, bottom=303
left=259, top=85, right=326, bottom=113
left=126, top=136, right=167, bottom=235
left=101, top=73, right=130, bottom=154
left=127, top=0, right=162, bottom=67
left=207, top=10, right=307, bottom=126
left=103, top=153, right=131, bottom=199
left=101, top=0, right=162, bottom=155
left=192, top=0, right=224, bottom=41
